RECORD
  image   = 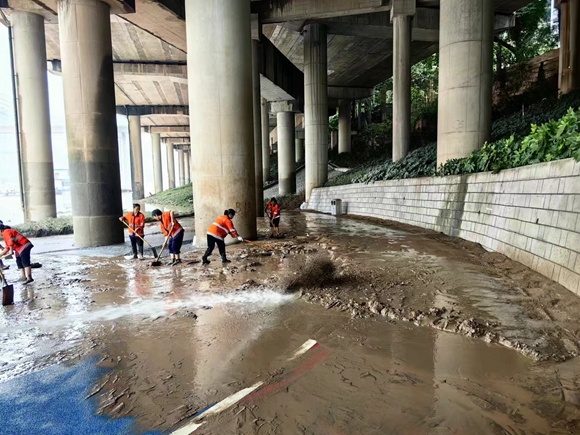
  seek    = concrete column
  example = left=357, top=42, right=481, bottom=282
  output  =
left=186, top=0, right=257, bottom=245
left=338, top=99, right=352, bottom=154
left=277, top=111, right=296, bottom=195
left=128, top=115, right=144, bottom=200
left=252, top=40, right=264, bottom=216
left=437, top=0, right=494, bottom=165
left=295, top=138, right=305, bottom=163
left=177, top=148, right=185, bottom=187
left=12, top=11, right=57, bottom=221
left=304, top=22, right=328, bottom=202
left=58, top=0, right=123, bottom=247
left=185, top=150, right=191, bottom=184
left=261, top=98, right=270, bottom=183
left=330, top=131, right=338, bottom=150
left=166, top=142, right=176, bottom=189
left=560, top=0, right=580, bottom=94
left=392, top=14, right=412, bottom=161
left=151, top=133, right=163, bottom=193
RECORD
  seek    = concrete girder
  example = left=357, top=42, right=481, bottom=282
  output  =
left=116, top=105, right=189, bottom=116
left=165, top=137, right=189, bottom=144
left=1, top=0, right=134, bottom=15
left=328, top=86, right=374, bottom=100
left=143, top=126, right=190, bottom=133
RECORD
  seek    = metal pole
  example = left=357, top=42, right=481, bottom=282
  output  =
left=7, top=23, right=26, bottom=216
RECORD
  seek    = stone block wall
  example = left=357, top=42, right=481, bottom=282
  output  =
left=308, top=159, right=580, bottom=296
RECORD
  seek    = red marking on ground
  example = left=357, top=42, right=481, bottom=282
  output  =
left=243, top=347, right=332, bottom=403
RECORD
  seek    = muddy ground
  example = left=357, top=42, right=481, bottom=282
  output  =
left=1, top=212, right=580, bottom=434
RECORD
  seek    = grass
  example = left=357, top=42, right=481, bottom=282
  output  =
left=144, top=184, right=194, bottom=210
left=14, top=216, right=74, bottom=238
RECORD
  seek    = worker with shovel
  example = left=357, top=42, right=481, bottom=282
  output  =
left=119, top=204, right=146, bottom=260
left=0, top=224, right=34, bottom=284
left=202, top=209, right=243, bottom=265
left=152, top=209, right=184, bottom=266
left=265, top=198, right=281, bottom=238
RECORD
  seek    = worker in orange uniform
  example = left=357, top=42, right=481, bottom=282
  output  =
left=202, top=209, right=243, bottom=265
left=265, top=197, right=281, bottom=238
left=119, top=203, right=146, bottom=260
left=0, top=223, right=34, bottom=284
left=152, top=209, right=184, bottom=266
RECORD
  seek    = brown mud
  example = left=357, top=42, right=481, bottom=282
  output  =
left=1, top=212, right=580, bottom=433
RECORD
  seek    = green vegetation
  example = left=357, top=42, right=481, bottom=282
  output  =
left=327, top=94, right=580, bottom=187
left=14, top=216, right=74, bottom=238
left=144, top=183, right=194, bottom=210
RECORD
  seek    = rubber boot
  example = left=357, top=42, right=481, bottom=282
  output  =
left=202, top=256, right=210, bottom=265
left=221, top=255, right=231, bottom=264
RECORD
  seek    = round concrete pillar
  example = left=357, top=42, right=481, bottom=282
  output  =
left=252, top=40, right=264, bottom=216
left=392, top=15, right=412, bottom=162
left=261, top=98, right=271, bottom=183
left=151, top=133, right=163, bottom=193
left=437, top=0, right=494, bottom=166
left=186, top=0, right=257, bottom=244
left=12, top=11, right=57, bottom=222
left=177, top=149, right=185, bottom=187
left=58, top=0, right=123, bottom=247
left=166, top=143, right=176, bottom=189
left=185, top=150, right=191, bottom=184
left=338, top=99, right=352, bottom=154
left=304, top=23, right=328, bottom=201
left=129, top=115, right=144, bottom=200
left=277, top=111, right=296, bottom=195
left=295, top=138, right=305, bottom=163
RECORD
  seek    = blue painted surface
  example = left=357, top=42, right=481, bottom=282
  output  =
left=0, top=359, right=162, bottom=435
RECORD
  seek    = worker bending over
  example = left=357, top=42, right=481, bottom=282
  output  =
left=152, top=209, right=184, bottom=266
left=0, top=224, right=34, bottom=284
left=119, top=204, right=146, bottom=259
left=265, top=198, right=281, bottom=238
left=202, top=209, right=243, bottom=265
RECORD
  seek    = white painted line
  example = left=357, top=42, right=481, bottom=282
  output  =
left=170, top=381, right=264, bottom=435
left=289, top=339, right=318, bottom=361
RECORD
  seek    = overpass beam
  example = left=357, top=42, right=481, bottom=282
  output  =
left=151, top=133, right=163, bottom=193
left=166, top=141, right=176, bottom=189
left=261, top=98, right=271, bottom=183
left=304, top=22, right=328, bottom=201
left=392, top=0, right=414, bottom=162
left=58, top=0, right=123, bottom=247
left=437, top=0, right=494, bottom=165
left=186, top=0, right=257, bottom=245
left=252, top=40, right=264, bottom=216
left=128, top=115, right=144, bottom=200
left=12, top=11, right=57, bottom=221
left=338, top=99, right=352, bottom=154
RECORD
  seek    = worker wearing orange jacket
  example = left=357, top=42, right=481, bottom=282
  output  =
left=265, top=197, right=281, bottom=238
left=152, top=209, right=184, bottom=266
left=0, top=224, right=34, bottom=284
left=119, top=203, right=146, bottom=260
left=202, top=209, right=243, bottom=265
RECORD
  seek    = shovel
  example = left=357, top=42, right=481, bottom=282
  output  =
left=0, top=268, right=14, bottom=306
left=151, top=224, right=174, bottom=267
left=121, top=220, right=158, bottom=258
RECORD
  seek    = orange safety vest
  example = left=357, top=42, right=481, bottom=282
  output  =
left=207, top=215, right=239, bottom=241
left=124, top=212, right=145, bottom=237
left=3, top=229, right=32, bottom=256
left=268, top=203, right=280, bottom=219
left=160, top=212, right=183, bottom=237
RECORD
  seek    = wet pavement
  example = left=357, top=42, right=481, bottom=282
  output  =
left=1, top=212, right=580, bottom=434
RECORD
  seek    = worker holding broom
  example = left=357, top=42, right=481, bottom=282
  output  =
left=202, top=209, right=243, bottom=265
left=0, top=224, right=34, bottom=284
left=152, top=209, right=184, bottom=266
left=265, top=198, right=281, bottom=238
left=119, top=204, right=146, bottom=260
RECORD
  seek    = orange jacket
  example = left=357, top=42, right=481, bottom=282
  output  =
left=124, top=212, right=145, bottom=237
left=160, top=212, right=183, bottom=237
left=3, top=229, right=32, bottom=256
left=267, top=203, right=280, bottom=219
left=207, top=215, right=239, bottom=240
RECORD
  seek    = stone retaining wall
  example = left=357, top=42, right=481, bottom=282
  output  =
left=308, top=159, right=580, bottom=296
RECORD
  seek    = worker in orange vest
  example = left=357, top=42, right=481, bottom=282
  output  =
left=265, top=197, right=281, bottom=238
left=119, top=203, right=146, bottom=259
left=152, top=209, right=184, bottom=266
left=0, top=224, right=34, bottom=284
left=202, top=209, right=243, bottom=265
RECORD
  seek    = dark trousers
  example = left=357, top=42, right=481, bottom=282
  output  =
left=168, top=231, right=184, bottom=255
left=204, top=234, right=226, bottom=259
left=130, top=235, right=144, bottom=256
left=16, top=246, right=33, bottom=269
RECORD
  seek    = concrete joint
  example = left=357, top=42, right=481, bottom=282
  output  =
left=269, top=100, right=300, bottom=113
left=390, top=0, right=416, bottom=21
